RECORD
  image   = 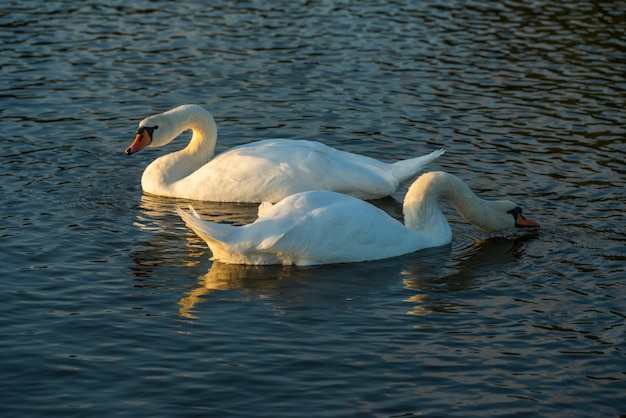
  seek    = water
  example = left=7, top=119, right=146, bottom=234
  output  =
left=1, top=0, right=624, bottom=416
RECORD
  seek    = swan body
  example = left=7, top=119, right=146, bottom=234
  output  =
left=125, top=104, right=444, bottom=203
left=177, top=171, right=539, bottom=266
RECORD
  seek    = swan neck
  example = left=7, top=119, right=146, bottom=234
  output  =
left=403, top=172, right=489, bottom=232
left=169, top=105, right=217, bottom=159
left=142, top=105, right=218, bottom=194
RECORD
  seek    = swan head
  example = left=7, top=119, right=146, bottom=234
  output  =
left=507, top=205, right=540, bottom=229
left=125, top=110, right=175, bottom=155
left=124, top=105, right=217, bottom=156
left=477, top=200, right=540, bottom=232
left=125, top=125, right=158, bottom=155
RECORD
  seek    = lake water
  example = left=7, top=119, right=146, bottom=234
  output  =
left=1, top=0, right=624, bottom=416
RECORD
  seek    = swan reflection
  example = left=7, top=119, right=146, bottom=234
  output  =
left=401, top=234, right=538, bottom=316
left=178, top=263, right=297, bottom=318
left=177, top=234, right=536, bottom=319
left=128, top=194, right=261, bottom=281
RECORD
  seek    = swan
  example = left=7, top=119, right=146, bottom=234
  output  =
left=176, top=171, right=539, bottom=266
left=125, top=104, right=444, bottom=203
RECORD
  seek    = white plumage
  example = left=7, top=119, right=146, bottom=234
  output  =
left=125, top=104, right=444, bottom=203
left=177, top=171, right=539, bottom=266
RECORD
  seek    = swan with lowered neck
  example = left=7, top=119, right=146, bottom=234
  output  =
left=176, top=171, right=539, bottom=266
left=125, top=104, right=444, bottom=203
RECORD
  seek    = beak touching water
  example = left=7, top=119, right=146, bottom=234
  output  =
left=514, top=209, right=540, bottom=228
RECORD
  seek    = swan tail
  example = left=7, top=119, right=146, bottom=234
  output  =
left=176, top=205, right=235, bottom=247
left=391, top=148, right=445, bottom=184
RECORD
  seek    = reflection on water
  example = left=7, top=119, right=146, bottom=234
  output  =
left=178, top=234, right=539, bottom=319
left=137, top=193, right=261, bottom=228
left=178, top=263, right=297, bottom=318
left=130, top=194, right=261, bottom=278
left=402, top=235, right=539, bottom=316
left=402, top=234, right=540, bottom=291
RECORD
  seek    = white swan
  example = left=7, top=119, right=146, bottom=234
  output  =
left=176, top=171, right=539, bottom=266
left=125, top=104, right=444, bottom=203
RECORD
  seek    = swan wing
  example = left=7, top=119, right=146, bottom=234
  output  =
left=179, top=192, right=424, bottom=265
left=210, top=139, right=394, bottom=192
left=251, top=191, right=422, bottom=265
left=184, top=140, right=441, bottom=202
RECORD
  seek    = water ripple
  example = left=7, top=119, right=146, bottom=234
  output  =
left=1, top=0, right=624, bottom=416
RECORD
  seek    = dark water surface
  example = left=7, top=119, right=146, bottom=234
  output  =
left=1, top=1, right=624, bottom=416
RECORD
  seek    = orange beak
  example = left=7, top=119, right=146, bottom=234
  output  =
left=125, top=128, right=153, bottom=155
left=514, top=211, right=540, bottom=228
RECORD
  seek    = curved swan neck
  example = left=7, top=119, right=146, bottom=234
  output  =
left=403, top=172, right=516, bottom=233
left=141, top=105, right=218, bottom=194
left=153, top=104, right=217, bottom=156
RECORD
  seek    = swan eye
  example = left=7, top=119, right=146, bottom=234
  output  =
left=135, top=126, right=158, bottom=142
left=508, top=206, right=540, bottom=228
left=507, top=207, right=522, bottom=219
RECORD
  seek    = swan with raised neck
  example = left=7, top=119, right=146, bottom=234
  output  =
left=125, top=104, right=445, bottom=203
left=126, top=105, right=218, bottom=195
left=176, top=171, right=540, bottom=266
